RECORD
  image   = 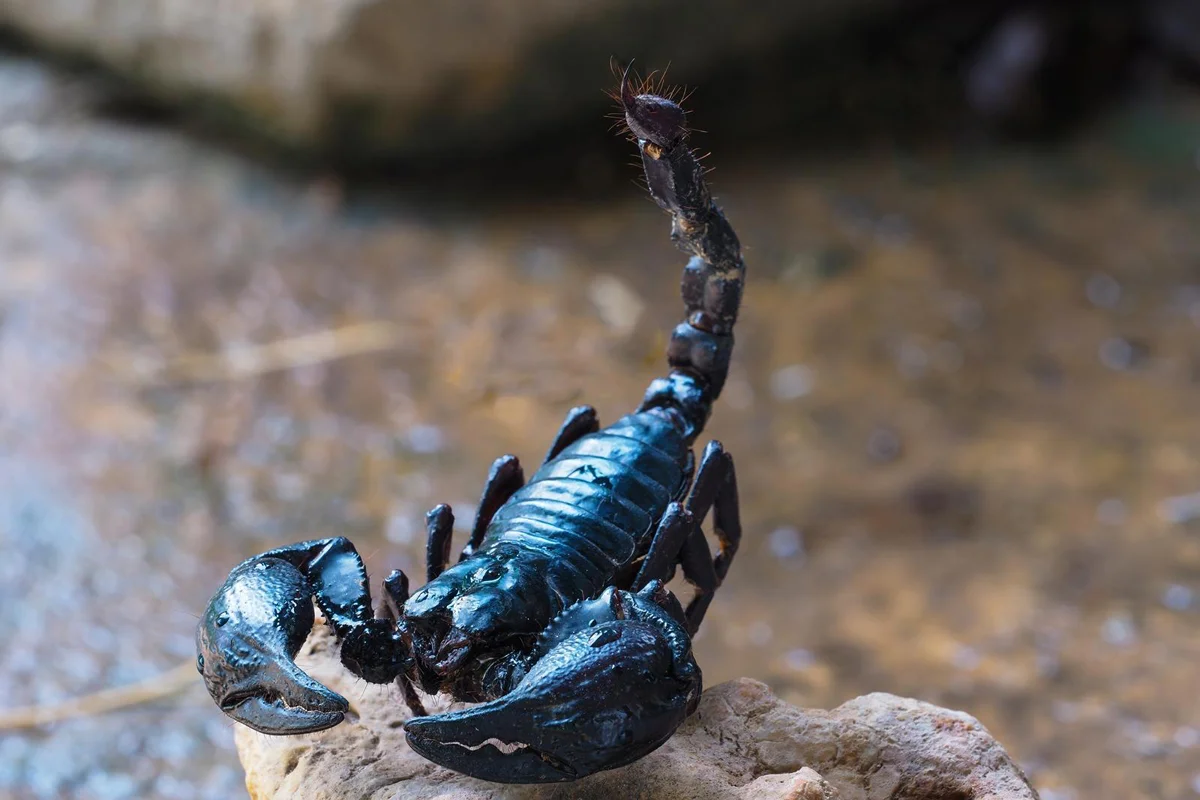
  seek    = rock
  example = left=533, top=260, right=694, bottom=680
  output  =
left=0, top=0, right=895, bottom=159
left=235, top=626, right=1037, bottom=800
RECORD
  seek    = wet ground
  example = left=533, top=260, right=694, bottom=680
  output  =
left=1, top=50, right=1200, bottom=800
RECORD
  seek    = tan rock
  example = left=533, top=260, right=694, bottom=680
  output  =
left=235, top=626, right=1037, bottom=799
left=0, top=0, right=890, bottom=157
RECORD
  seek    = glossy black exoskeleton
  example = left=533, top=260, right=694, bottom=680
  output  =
left=196, top=66, right=747, bottom=784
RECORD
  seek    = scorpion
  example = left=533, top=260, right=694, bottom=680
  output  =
left=196, top=67, right=746, bottom=784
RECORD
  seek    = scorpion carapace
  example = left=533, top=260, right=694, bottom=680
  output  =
left=196, top=66, right=747, bottom=784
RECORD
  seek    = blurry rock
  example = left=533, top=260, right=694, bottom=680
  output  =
left=0, top=0, right=897, bottom=160
left=235, top=625, right=1037, bottom=799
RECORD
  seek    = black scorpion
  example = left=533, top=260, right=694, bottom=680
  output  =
left=196, top=67, right=746, bottom=784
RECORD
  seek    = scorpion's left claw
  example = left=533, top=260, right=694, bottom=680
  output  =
left=196, top=557, right=349, bottom=735
left=404, top=585, right=701, bottom=783
left=221, top=663, right=348, bottom=735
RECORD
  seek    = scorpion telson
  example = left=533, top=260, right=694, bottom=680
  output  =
left=197, top=66, right=747, bottom=784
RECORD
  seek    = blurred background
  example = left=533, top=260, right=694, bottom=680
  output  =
left=0, top=1, right=1199, bottom=798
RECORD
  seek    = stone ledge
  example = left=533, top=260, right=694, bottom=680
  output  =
left=234, top=626, right=1039, bottom=799
left=0, top=1, right=892, bottom=159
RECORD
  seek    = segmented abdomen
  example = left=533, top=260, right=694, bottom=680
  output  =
left=482, top=410, right=688, bottom=606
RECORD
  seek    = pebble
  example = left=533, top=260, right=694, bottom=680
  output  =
left=1085, top=273, right=1121, bottom=309
left=951, top=645, right=981, bottom=671
left=1175, top=726, right=1200, bottom=749
left=1098, top=337, right=1147, bottom=371
left=1162, top=584, right=1193, bottom=611
left=896, top=341, right=929, bottom=379
left=588, top=274, right=644, bottom=335
left=1038, top=788, right=1077, bottom=800
left=770, top=364, right=814, bottom=400
left=943, top=291, right=984, bottom=331
left=866, top=426, right=903, bottom=462
left=747, top=621, right=773, bottom=646
left=386, top=511, right=419, bottom=544
left=767, top=526, right=805, bottom=560
left=1158, top=492, right=1200, bottom=524
left=784, top=648, right=816, bottom=671
left=1101, top=613, right=1137, bottom=647
left=0, top=122, right=40, bottom=162
left=405, top=424, right=445, bottom=454
left=520, top=245, right=564, bottom=281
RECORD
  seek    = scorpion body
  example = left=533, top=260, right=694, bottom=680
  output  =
left=197, top=67, right=746, bottom=784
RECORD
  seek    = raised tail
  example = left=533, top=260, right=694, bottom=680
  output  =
left=619, top=67, right=746, bottom=443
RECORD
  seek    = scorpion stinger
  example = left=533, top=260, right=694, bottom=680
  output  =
left=198, top=66, right=747, bottom=784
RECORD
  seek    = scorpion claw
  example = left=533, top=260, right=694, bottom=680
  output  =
left=222, top=682, right=347, bottom=735
left=197, top=556, right=350, bottom=735
left=404, top=587, right=700, bottom=783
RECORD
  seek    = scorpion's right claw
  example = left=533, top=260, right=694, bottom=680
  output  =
left=196, top=557, right=349, bottom=735
left=404, top=584, right=701, bottom=783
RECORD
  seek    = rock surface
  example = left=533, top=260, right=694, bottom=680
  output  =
left=0, top=0, right=894, bottom=159
left=235, top=626, right=1038, bottom=800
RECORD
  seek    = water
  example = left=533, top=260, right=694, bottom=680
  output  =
left=2, top=52, right=1200, bottom=798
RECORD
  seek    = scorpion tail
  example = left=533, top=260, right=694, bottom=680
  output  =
left=621, top=65, right=745, bottom=442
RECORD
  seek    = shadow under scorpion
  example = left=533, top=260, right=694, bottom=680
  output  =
left=196, top=66, right=748, bottom=784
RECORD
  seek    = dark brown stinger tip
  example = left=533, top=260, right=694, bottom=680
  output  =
left=613, top=59, right=688, bottom=150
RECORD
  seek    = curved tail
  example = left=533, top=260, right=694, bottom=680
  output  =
left=620, top=68, right=746, bottom=442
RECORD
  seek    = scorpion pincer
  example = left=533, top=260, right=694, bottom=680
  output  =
left=196, top=65, right=747, bottom=784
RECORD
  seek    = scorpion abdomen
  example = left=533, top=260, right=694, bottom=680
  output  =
left=483, top=411, right=688, bottom=603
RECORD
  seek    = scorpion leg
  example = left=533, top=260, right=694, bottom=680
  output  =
left=404, top=582, right=700, bottom=783
left=630, top=443, right=740, bottom=633
left=543, top=405, right=599, bottom=463
left=632, top=502, right=691, bottom=590
left=379, top=569, right=409, bottom=620
left=196, top=538, right=410, bottom=734
left=687, top=441, right=742, bottom=583
left=425, top=504, right=455, bottom=581
left=675, top=448, right=696, bottom=503
left=378, top=570, right=429, bottom=717
left=459, top=455, right=524, bottom=563
left=680, top=441, right=741, bottom=630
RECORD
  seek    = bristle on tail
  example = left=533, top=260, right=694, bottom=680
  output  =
left=615, top=62, right=746, bottom=442
left=607, top=60, right=691, bottom=148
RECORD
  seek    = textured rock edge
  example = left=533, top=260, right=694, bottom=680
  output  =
left=0, top=0, right=893, bottom=159
left=232, top=625, right=1039, bottom=799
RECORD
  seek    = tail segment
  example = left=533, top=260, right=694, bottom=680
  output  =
left=619, top=68, right=745, bottom=442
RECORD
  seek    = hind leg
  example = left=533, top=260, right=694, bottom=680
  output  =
left=686, top=441, right=741, bottom=583
left=633, top=441, right=741, bottom=633
left=633, top=503, right=692, bottom=591
left=681, top=441, right=741, bottom=629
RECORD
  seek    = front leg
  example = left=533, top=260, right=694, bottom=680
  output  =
left=404, top=582, right=700, bottom=783
left=425, top=504, right=455, bottom=581
left=544, top=405, right=599, bottom=463
left=459, top=455, right=524, bottom=562
left=378, top=569, right=429, bottom=718
left=196, top=538, right=410, bottom=735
